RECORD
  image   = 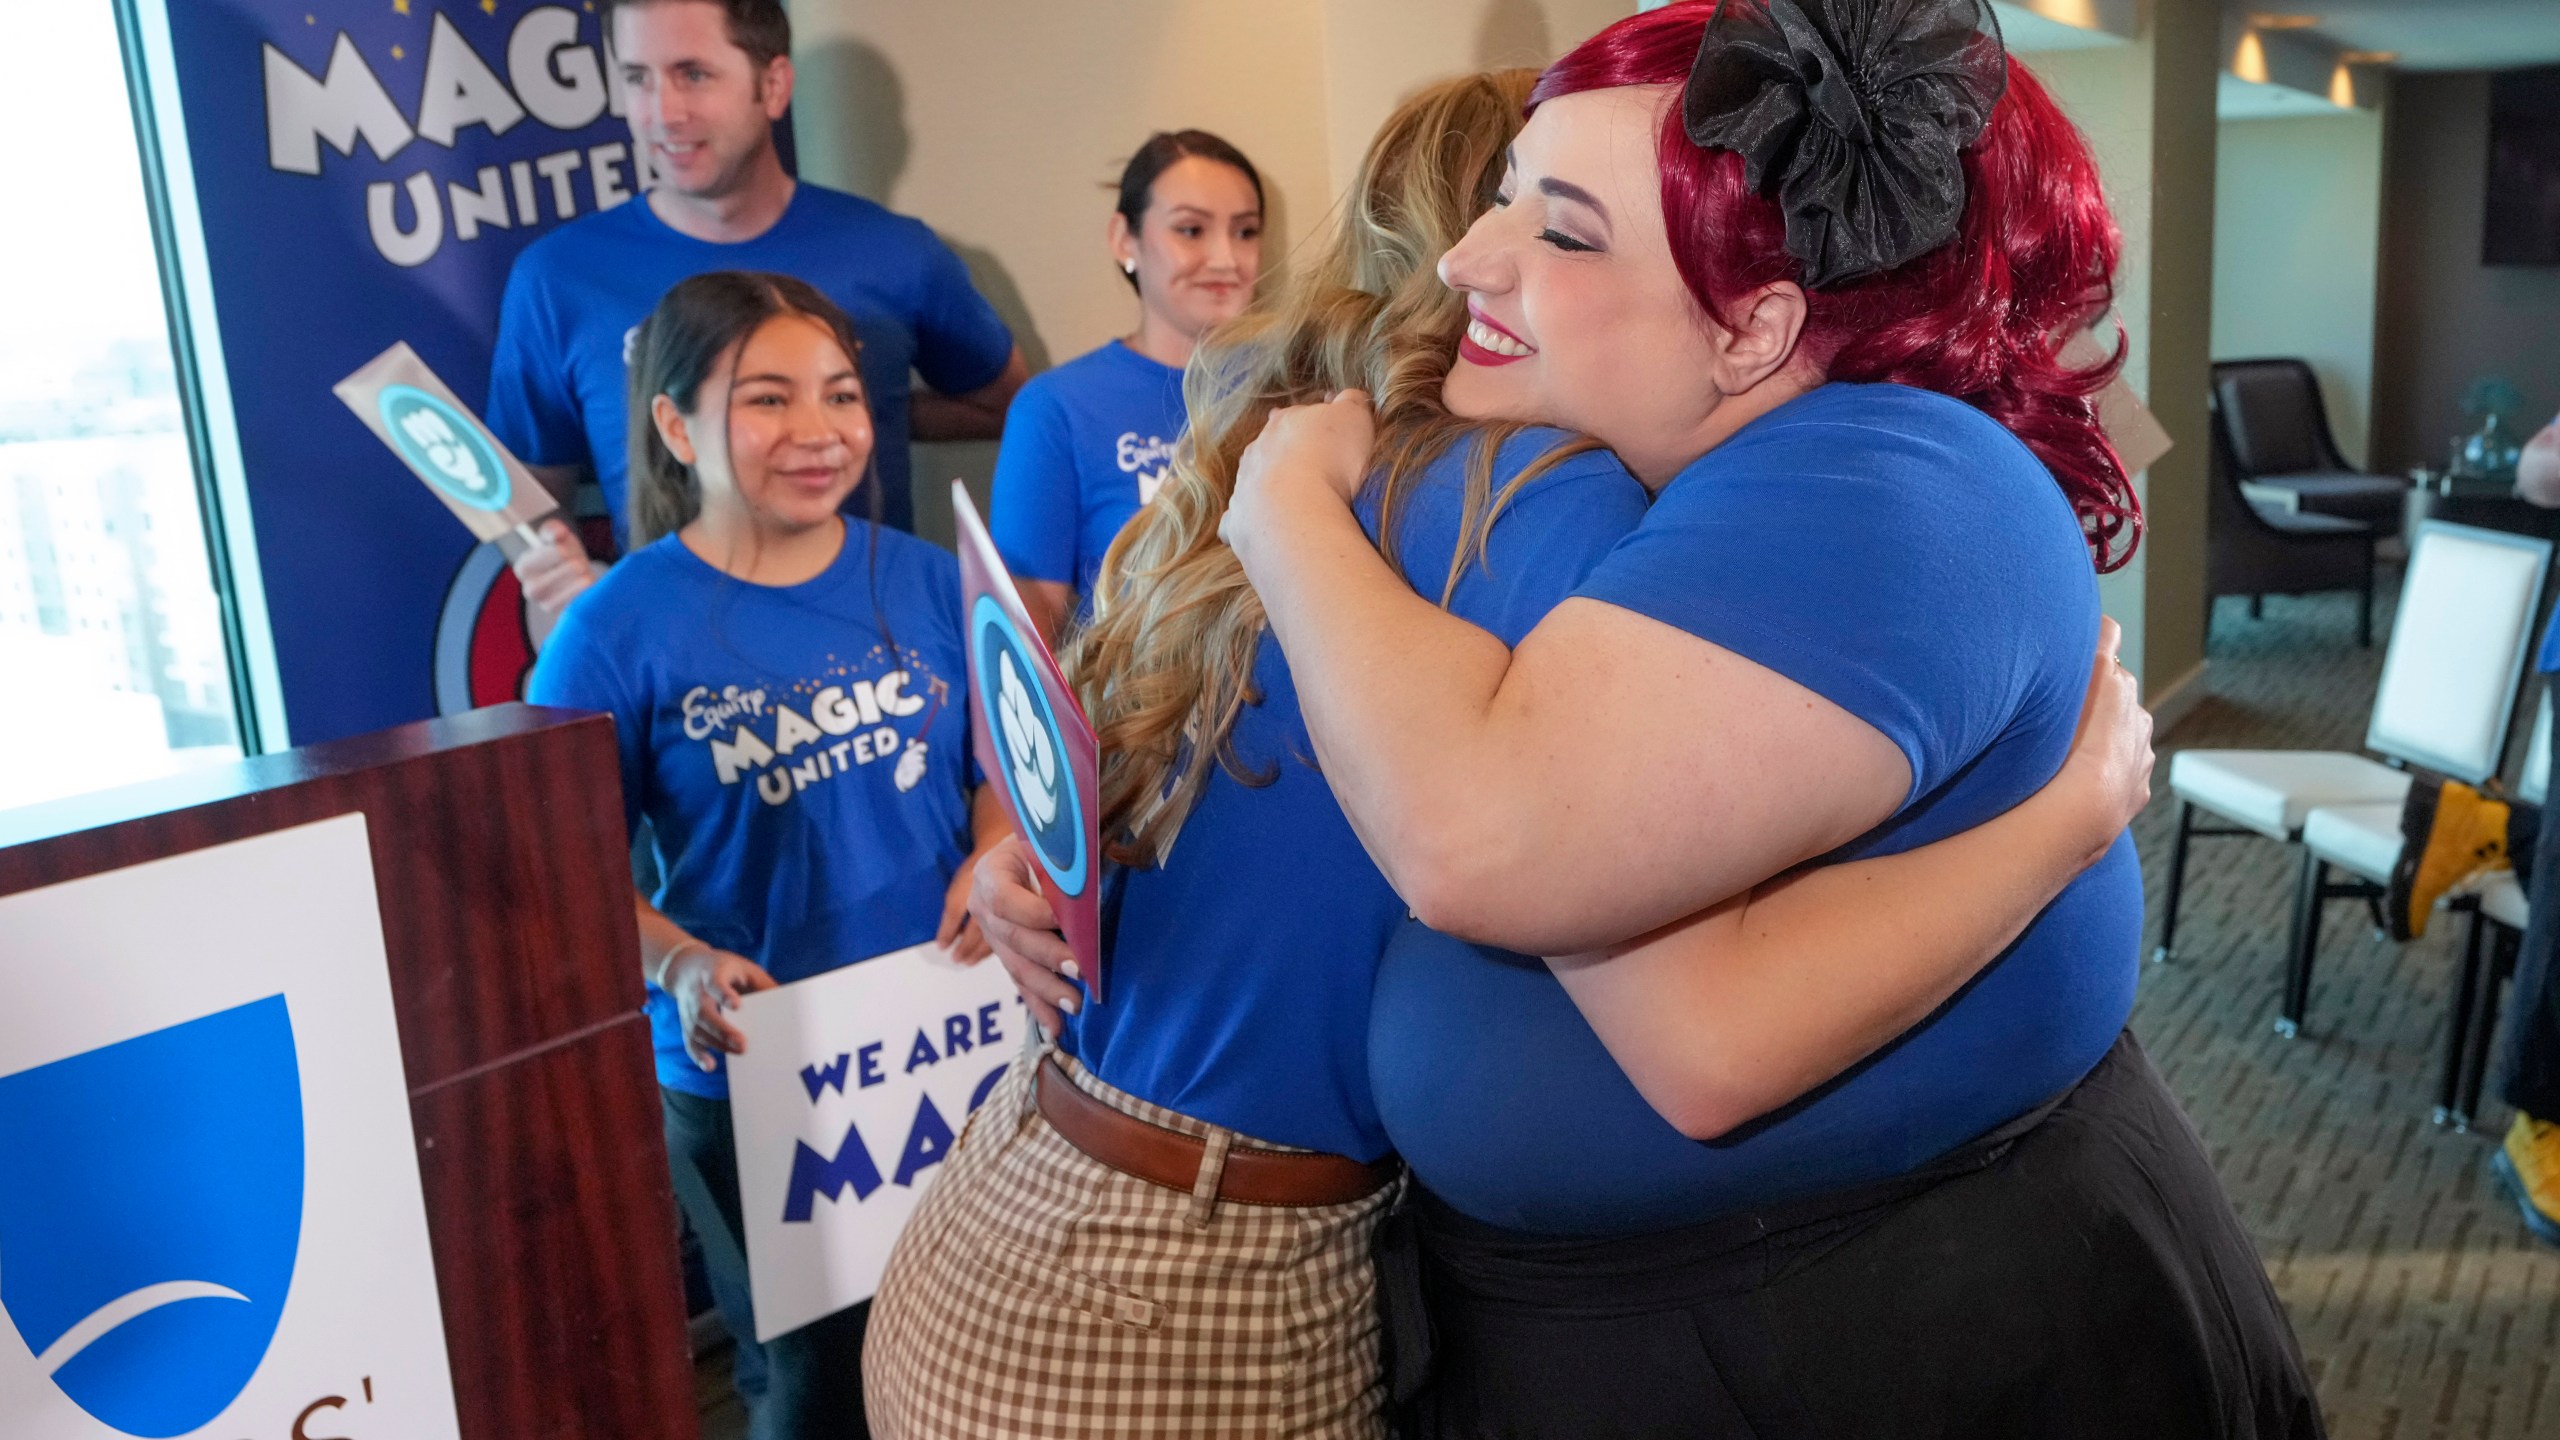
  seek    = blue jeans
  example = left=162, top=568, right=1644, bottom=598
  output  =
left=662, top=1086, right=870, bottom=1440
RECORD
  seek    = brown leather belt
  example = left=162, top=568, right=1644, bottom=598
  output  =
left=1035, top=1058, right=1398, bottom=1208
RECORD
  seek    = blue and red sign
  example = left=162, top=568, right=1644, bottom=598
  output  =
left=950, top=483, right=1103, bottom=1001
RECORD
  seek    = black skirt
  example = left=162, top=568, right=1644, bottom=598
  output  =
left=1379, top=1031, right=2324, bottom=1440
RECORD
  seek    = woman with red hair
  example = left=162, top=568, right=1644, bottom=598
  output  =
left=1211, top=1, right=2322, bottom=1433
left=893, top=50, right=2158, bottom=1440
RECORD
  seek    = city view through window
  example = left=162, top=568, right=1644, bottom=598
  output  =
left=0, top=4, right=243, bottom=812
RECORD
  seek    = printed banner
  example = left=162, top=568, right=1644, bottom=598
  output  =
left=0, top=817, right=460, bottom=1439
left=153, top=2, right=786, bottom=743
left=950, top=482, right=1106, bottom=1002
left=727, top=944, right=1024, bottom=1342
left=333, top=342, right=558, bottom=547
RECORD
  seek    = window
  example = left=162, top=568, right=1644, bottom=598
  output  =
left=0, top=4, right=246, bottom=811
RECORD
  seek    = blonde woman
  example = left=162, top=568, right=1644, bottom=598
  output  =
left=862, top=70, right=2152, bottom=1439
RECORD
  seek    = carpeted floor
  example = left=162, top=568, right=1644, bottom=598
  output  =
left=697, top=583, right=2560, bottom=1440
left=2138, top=585, right=2560, bottom=1440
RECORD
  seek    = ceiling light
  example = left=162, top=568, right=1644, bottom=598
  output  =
left=2341, top=50, right=2399, bottom=65
left=2234, top=30, right=2271, bottom=84
left=2249, top=13, right=2323, bottom=30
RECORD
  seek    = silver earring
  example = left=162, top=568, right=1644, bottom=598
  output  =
left=1123, top=259, right=1137, bottom=274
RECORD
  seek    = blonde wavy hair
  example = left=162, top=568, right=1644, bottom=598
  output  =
left=1066, top=68, right=1599, bottom=867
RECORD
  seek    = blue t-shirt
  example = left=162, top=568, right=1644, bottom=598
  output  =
left=487, top=183, right=1015, bottom=541
left=526, top=523, right=977, bottom=1098
left=1371, top=383, right=2144, bottom=1234
left=990, top=340, right=1186, bottom=599
left=1060, top=430, right=1649, bottom=1160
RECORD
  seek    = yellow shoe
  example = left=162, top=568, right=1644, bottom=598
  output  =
left=2385, top=779, right=2511, bottom=941
left=2494, top=1112, right=2560, bottom=1247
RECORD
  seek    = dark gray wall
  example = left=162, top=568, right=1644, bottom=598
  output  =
left=2374, top=72, right=2560, bottom=472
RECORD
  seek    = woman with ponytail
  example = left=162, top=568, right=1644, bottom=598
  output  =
left=990, top=129, right=1264, bottom=638
left=1205, top=2, right=2319, bottom=1433
left=868, top=59, right=2161, bottom=1440
left=526, top=271, right=1009, bottom=1439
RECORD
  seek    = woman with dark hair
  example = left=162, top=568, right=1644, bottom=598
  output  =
left=1198, top=2, right=2321, bottom=1434
left=991, top=130, right=1264, bottom=637
left=526, top=270, right=1009, bottom=1440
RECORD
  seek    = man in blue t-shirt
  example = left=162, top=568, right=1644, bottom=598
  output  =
left=489, top=0, right=1025, bottom=612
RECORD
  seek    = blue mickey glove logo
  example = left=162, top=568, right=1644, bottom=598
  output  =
left=378, top=384, right=511, bottom=512
left=0, top=996, right=304, bottom=1438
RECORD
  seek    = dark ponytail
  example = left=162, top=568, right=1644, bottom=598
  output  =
left=1113, top=129, right=1263, bottom=293
left=625, top=270, right=871, bottom=548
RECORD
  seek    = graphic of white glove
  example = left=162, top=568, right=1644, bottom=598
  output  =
left=401, top=407, right=498, bottom=502
left=895, top=738, right=928, bottom=792
left=997, top=653, right=1060, bottom=827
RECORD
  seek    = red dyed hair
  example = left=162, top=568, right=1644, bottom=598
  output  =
left=1531, top=0, right=2141, bottom=569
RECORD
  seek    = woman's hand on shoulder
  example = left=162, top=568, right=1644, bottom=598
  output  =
left=657, top=943, right=778, bottom=1073
left=2054, top=616, right=2154, bottom=868
left=969, top=834, right=1084, bottom=1033
left=1221, top=389, right=1378, bottom=564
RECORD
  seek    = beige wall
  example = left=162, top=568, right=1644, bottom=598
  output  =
left=787, top=0, right=1631, bottom=542
left=2025, top=41, right=2158, bottom=686
left=1319, top=0, right=1632, bottom=193
left=2212, top=111, right=2385, bottom=468
left=2017, top=0, right=2219, bottom=712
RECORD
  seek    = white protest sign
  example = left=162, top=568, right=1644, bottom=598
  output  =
left=728, top=943, right=1026, bottom=1342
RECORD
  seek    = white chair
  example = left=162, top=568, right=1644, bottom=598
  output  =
left=2157, top=521, right=2552, bottom=1036
left=2440, top=688, right=2552, bottom=1129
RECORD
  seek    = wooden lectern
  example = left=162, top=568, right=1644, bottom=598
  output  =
left=0, top=704, right=697, bottom=1438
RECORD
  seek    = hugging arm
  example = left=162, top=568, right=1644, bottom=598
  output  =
left=1223, top=395, right=1908, bottom=955
left=1547, top=628, right=2151, bottom=1139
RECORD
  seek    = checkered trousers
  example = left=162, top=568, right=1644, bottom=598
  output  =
left=863, top=1038, right=1397, bottom=1438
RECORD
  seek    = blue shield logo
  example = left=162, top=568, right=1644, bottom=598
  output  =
left=378, top=384, right=511, bottom=512
left=0, top=996, right=306, bottom=1437
left=971, top=595, right=1089, bottom=896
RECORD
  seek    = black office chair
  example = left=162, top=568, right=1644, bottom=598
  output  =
left=2212, top=357, right=2407, bottom=536
left=2206, top=381, right=2378, bottom=646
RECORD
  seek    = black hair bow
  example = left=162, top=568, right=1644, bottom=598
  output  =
left=1682, top=0, right=2008, bottom=288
